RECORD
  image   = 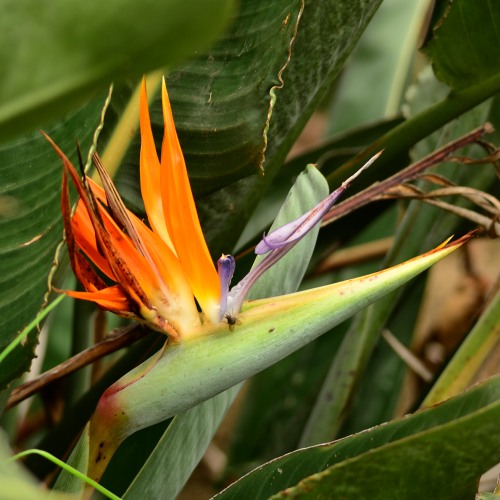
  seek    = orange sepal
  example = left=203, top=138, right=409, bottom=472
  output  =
left=44, top=132, right=153, bottom=312
left=158, top=78, right=221, bottom=320
left=72, top=201, right=115, bottom=280
left=139, top=79, right=174, bottom=250
left=60, top=159, right=109, bottom=291
left=65, top=285, right=133, bottom=316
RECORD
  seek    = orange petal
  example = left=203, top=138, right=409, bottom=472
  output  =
left=86, top=176, right=106, bottom=201
left=82, top=163, right=194, bottom=325
left=96, top=201, right=161, bottom=302
left=97, top=199, right=200, bottom=332
left=159, top=78, right=221, bottom=321
left=65, top=285, right=133, bottom=315
left=44, top=133, right=153, bottom=313
left=72, top=200, right=115, bottom=279
left=61, top=166, right=109, bottom=290
left=139, top=79, right=175, bottom=251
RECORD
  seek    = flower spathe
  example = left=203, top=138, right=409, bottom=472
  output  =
left=46, top=79, right=221, bottom=340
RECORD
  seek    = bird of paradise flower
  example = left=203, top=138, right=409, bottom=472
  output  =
left=44, top=78, right=377, bottom=342
left=42, top=78, right=473, bottom=486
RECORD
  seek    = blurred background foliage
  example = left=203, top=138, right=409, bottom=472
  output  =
left=0, top=0, right=499, bottom=498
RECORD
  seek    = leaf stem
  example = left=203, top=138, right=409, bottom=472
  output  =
left=6, top=324, right=145, bottom=410
left=6, top=448, right=121, bottom=500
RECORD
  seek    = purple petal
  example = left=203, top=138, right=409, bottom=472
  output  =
left=218, top=254, right=235, bottom=319
left=227, top=242, right=293, bottom=316
left=255, top=152, right=382, bottom=255
left=255, top=187, right=345, bottom=254
left=229, top=152, right=382, bottom=315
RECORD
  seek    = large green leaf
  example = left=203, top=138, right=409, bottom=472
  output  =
left=0, top=0, right=234, bottom=140
left=123, top=386, right=240, bottom=500
left=215, top=376, right=500, bottom=500
left=423, top=0, right=500, bottom=90
left=115, top=0, right=383, bottom=257
left=0, top=98, right=106, bottom=390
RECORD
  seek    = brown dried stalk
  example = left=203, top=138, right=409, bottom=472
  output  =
left=322, top=123, right=497, bottom=228
left=6, top=324, right=146, bottom=410
left=381, top=183, right=500, bottom=237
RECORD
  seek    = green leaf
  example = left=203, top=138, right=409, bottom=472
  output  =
left=423, top=0, right=500, bottom=91
left=327, top=0, right=431, bottom=134
left=120, top=165, right=328, bottom=499
left=0, top=0, right=235, bottom=139
left=114, top=0, right=383, bottom=257
left=123, top=386, right=240, bottom=500
left=0, top=97, right=106, bottom=390
left=0, top=432, right=70, bottom=500
left=423, top=288, right=500, bottom=407
left=52, top=424, right=89, bottom=495
left=0, top=294, right=65, bottom=367
left=215, top=375, right=500, bottom=500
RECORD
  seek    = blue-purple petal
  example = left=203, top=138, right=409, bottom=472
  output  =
left=229, top=152, right=381, bottom=316
left=218, top=254, right=235, bottom=319
left=255, top=185, right=346, bottom=254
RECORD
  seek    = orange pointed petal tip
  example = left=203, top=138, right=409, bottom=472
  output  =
left=64, top=286, right=131, bottom=314
left=139, top=79, right=174, bottom=251
left=157, top=77, right=221, bottom=322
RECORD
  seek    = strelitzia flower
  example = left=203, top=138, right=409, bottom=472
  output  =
left=44, top=81, right=472, bottom=486
left=45, top=79, right=223, bottom=340
left=46, top=78, right=378, bottom=342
